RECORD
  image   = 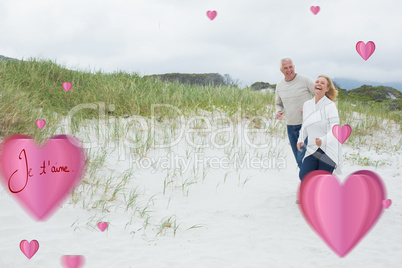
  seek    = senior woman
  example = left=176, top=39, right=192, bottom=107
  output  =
left=297, top=75, right=342, bottom=180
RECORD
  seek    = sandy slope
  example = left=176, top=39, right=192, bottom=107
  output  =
left=0, top=117, right=401, bottom=268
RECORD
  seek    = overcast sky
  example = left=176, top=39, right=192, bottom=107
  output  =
left=1, top=0, right=401, bottom=87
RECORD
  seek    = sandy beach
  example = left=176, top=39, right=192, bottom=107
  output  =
left=0, top=112, right=401, bottom=268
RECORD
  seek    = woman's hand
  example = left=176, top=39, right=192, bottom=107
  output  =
left=297, top=142, right=304, bottom=152
left=315, top=138, right=322, bottom=147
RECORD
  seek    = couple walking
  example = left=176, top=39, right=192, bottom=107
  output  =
left=275, top=57, right=342, bottom=181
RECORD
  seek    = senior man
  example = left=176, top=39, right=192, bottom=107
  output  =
left=275, top=57, right=315, bottom=169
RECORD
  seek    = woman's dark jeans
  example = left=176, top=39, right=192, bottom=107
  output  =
left=299, top=148, right=336, bottom=181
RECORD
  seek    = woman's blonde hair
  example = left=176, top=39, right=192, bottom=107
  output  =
left=318, top=75, right=338, bottom=102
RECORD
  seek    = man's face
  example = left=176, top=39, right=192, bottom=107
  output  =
left=280, top=61, right=296, bottom=81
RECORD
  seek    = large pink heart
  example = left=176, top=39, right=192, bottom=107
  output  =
left=299, top=170, right=386, bottom=257
left=0, top=135, right=85, bottom=221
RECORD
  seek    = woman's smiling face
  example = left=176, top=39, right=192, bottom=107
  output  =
left=314, top=76, right=329, bottom=100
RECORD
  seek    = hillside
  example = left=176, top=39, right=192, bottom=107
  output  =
left=0, top=55, right=18, bottom=61
left=145, top=73, right=227, bottom=87
left=333, top=77, right=402, bottom=92
left=347, top=85, right=402, bottom=101
left=338, top=85, right=402, bottom=111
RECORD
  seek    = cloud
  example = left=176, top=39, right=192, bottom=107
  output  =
left=1, top=0, right=401, bottom=86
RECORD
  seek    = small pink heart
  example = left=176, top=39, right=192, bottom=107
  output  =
left=206, top=10, right=217, bottom=20
left=97, top=222, right=108, bottom=232
left=20, top=240, right=39, bottom=259
left=62, top=82, right=72, bottom=92
left=299, top=170, right=387, bottom=257
left=356, top=41, right=376, bottom=61
left=35, top=120, right=46, bottom=130
left=310, top=6, right=320, bottom=15
left=382, top=199, right=392, bottom=209
left=61, top=255, right=85, bottom=268
left=332, top=124, right=352, bottom=144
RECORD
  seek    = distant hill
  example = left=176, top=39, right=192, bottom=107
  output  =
left=145, top=73, right=239, bottom=87
left=0, top=55, right=18, bottom=61
left=333, top=77, right=402, bottom=92
left=348, top=85, right=401, bottom=99
left=338, top=85, right=402, bottom=111
left=250, top=82, right=274, bottom=90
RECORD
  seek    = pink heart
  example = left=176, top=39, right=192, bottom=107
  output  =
left=62, top=82, right=72, bottom=92
left=310, top=6, right=320, bottom=15
left=35, top=120, right=46, bottom=130
left=97, top=222, right=108, bottom=232
left=382, top=199, right=392, bottom=209
left=206, top=10, right=217, bottom=20
left=20, top=240, right=39, bottom=259
left=332, top=124, right=352, bottom=144
left=299, top=170, right=386, bottom=257
left=0, top=135, right=85, bottom=221
left=356, top=41, right=376, bottom=61
left=61, top=255, right=85, bottom=268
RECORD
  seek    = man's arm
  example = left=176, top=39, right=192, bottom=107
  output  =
left=306, top=77, right=315, bottom=96
left=275, top=86, right=284, bottom=119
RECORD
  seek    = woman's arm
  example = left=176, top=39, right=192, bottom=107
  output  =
left=297, top=102, right=308, bottom=145
left=317, top=102, right=339, bottom=150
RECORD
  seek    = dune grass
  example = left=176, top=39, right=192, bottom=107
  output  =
left=0, top=58, right=275, bottom=140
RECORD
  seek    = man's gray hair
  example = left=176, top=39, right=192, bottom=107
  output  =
left=280, top=57, right=293, bottom=69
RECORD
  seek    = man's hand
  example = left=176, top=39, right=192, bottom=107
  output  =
left=276, top=111, right=284, bottom=120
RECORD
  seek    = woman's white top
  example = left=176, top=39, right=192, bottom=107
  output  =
left=298, top=95, right=343, bottom=174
